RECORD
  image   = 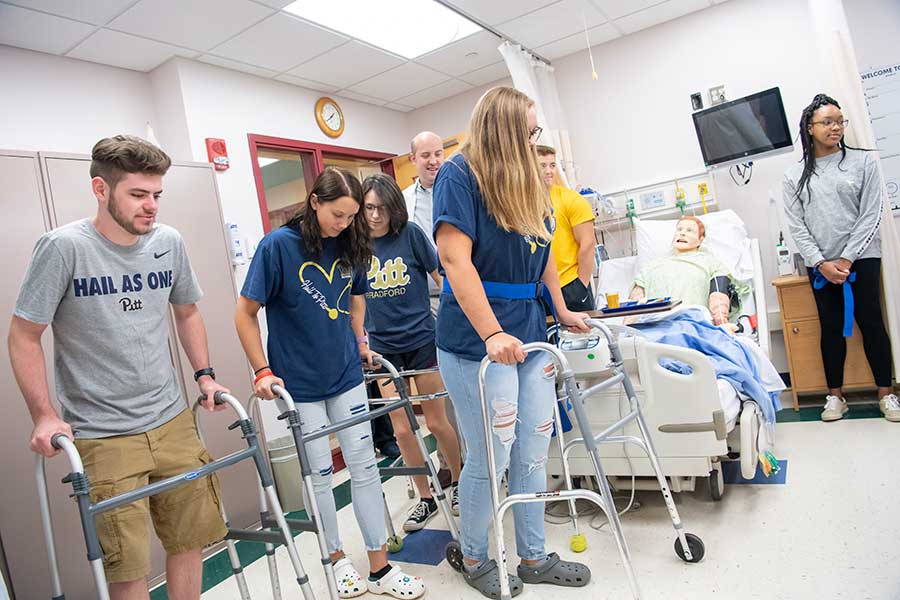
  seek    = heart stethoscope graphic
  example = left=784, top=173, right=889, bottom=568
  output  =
left=298, top=259, right=352, bottom=320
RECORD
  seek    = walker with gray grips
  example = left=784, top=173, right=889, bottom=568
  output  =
left=443, top=328, right=704, bottom=600
left=248, top=356, right=460, bottom=600
left=35, top=391, right=316, bottom=600
left=364, top=363, right=459, bottom=553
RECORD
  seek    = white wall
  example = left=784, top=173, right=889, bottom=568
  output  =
left=552, top=0, right=831, bottom=329
left=0, top=45, right=157, bottom=153
left=845, top=0, right=900, bottom=71
left=405, top=78, right=511, bottom=141
left=172, top=59, right=410, bottom=250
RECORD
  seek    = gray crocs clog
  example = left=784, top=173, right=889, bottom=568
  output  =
left=517, top=552, right=591, bottom=587
left=462, top=559, right=524, bottom=599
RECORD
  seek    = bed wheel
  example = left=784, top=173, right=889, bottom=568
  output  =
left=445, top=540, right=463, bottom=571
left=675, top=533, right=705, bottom=563
left=708, top=464, right=724, bottom=501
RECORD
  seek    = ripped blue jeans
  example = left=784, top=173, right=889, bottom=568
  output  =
left=294, top=383, right=387, bottom=553
left=438, top=349, right=556, bottom=562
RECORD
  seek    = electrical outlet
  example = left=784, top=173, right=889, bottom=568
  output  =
left=690, top=92, right=703, bottom=111
left=708, top=85, right=726, bottom=105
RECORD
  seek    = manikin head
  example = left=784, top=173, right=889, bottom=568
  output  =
left=672, top=216, right=705, bottom=253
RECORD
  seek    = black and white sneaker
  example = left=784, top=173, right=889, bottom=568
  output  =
left=450, top=484, right=460, bottom=517
left=403, top=499, right=437, bottom=532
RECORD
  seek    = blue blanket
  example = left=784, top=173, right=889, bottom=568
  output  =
left=633, top=309, right=781, bottom=424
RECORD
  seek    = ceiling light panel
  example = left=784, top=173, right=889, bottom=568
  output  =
left=283, top=0, right=482, bottom=59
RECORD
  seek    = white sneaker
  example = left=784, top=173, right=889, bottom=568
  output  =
left=821, top=395, right=848, bottom=422
left=880, top=394, right=900, bottom=422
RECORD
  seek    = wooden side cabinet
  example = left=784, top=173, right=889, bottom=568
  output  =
left=773, top=274, right=875, bottom=410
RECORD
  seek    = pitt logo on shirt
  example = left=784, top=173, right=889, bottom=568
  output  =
left=368, top=256, right=410, bottom=291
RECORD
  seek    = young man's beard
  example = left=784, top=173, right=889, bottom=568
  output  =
left=107, top=193, right=149, bottom=235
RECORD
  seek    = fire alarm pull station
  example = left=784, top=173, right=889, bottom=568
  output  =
left=205, top=138, right=229, bottom=171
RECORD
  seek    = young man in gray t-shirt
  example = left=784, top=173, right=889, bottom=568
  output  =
left=8, top=135, right=230, bottom=598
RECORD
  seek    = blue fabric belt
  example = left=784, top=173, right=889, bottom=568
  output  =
left=442, top=277, right=569, bottom=432
left=442, top=278, right=544, bottom=299
left=812, top=268, right=857, bottom=337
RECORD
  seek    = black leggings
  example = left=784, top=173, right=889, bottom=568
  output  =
left=806, top=258, right=892, bottom=389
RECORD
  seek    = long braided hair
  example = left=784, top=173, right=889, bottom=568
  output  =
left=794, top=93, right=864, bottom=203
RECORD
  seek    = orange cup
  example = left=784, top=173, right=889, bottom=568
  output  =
left=606, top=292, right=620, bottom=308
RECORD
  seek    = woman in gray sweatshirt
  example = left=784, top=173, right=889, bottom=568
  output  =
left=783, top=93, right=898, bottom=423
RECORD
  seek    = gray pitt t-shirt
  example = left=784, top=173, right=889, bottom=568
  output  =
left=14, top=219, right=203, bottom=438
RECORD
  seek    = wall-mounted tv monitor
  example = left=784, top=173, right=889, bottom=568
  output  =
left=692, top=87, right=793, bottom=168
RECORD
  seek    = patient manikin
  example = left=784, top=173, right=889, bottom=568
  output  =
left=629, top=216, right=738, bottom=332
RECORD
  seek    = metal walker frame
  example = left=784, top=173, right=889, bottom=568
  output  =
left=36, top=391, right=316, bottom=600
left=444, top=320, right=705, bottom=600
left=245, top=356, right=459, bottom=600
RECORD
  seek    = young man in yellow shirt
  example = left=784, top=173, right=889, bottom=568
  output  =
left=537, top=145, right=597, bottom=311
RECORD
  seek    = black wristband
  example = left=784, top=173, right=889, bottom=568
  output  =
left=483, top=330, right=504, bottom=342
left=194, top=367, right=215, bottom=382
left=253, top=365, right=270, bottom=375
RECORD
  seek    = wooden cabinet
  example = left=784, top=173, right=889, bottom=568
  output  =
left=773, top=274, right=875, bottom=410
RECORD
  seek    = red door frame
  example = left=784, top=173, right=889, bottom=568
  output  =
left=248, top=133, right=396, bottom=233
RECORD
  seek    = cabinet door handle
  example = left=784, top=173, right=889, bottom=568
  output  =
left=792, top=327, right=800, bottom=334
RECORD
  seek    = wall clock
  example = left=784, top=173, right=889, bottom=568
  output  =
left=315, top=97, right=345, bottom=138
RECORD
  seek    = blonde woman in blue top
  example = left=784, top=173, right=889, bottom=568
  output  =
left=235, top=167, right=426, bottom=599
left=434, top=87, right=592, bottom=598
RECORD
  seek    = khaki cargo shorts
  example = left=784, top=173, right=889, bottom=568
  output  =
left=74, top=409, right=228, bottom=583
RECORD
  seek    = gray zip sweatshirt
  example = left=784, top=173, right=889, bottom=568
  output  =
left=783, top=148, right=883, bottom=267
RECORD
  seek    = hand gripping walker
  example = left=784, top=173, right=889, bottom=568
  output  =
left=35, top=391, right=316, bottom=600
left=248, top=356, right=460, bottom=600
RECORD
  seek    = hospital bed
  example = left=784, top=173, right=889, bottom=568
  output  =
left=548, top=210, right=777, bottom=500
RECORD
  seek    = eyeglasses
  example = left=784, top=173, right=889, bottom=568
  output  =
left=811, top=118, right=849, bottom=129
left=529, top=126, right=543, bottom=142
left=364, top=204, right=385, bottom=214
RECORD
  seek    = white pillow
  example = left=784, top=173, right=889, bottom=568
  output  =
left=598, top=256, right=638, bottom=302
left=634, top=209, right=754, bottom=281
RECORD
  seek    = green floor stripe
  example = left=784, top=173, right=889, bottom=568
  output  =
left=150, top=434, right=438, bottom=599
left=777, top=402, right=884, bottom=423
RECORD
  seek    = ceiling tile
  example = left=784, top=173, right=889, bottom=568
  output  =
left=289, top=41, right=404, bottom=89
left=534, top=22, right=618, bottom=60
left=496, top=0, right=607, bottom=49
left=209, top=12, right=347, bottom=72
left=3, top=0, right=136, bottom=24
left=348, top=62, right=450, bottom=102
left=68, top=29, right=199, bottom=71
left=394, top=79, right=474, bottom=109
left=415, top=30, right=504, bottom=77
left=587, top=0, right=663, bottom=20
left=274, top=73, right=340, bottom=93
left=614, top=0, right=710, bottom=34
left=336, top=89, right=390, bottom=107
left=252, top=0, right=295, bottom=6
left=458, top=61, right=510, bottom=86
left=0, top=4, right=94, bottom=54
left=442, top=0, right=559, bottom=26
left=108, top=0, right=274, bottom=51
left=198, top=54, right=278, bottom=78
left=385, top=102, right=415, bottom=113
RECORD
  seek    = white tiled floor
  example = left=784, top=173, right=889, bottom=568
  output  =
left=202, top=418, right=900, bottom=600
